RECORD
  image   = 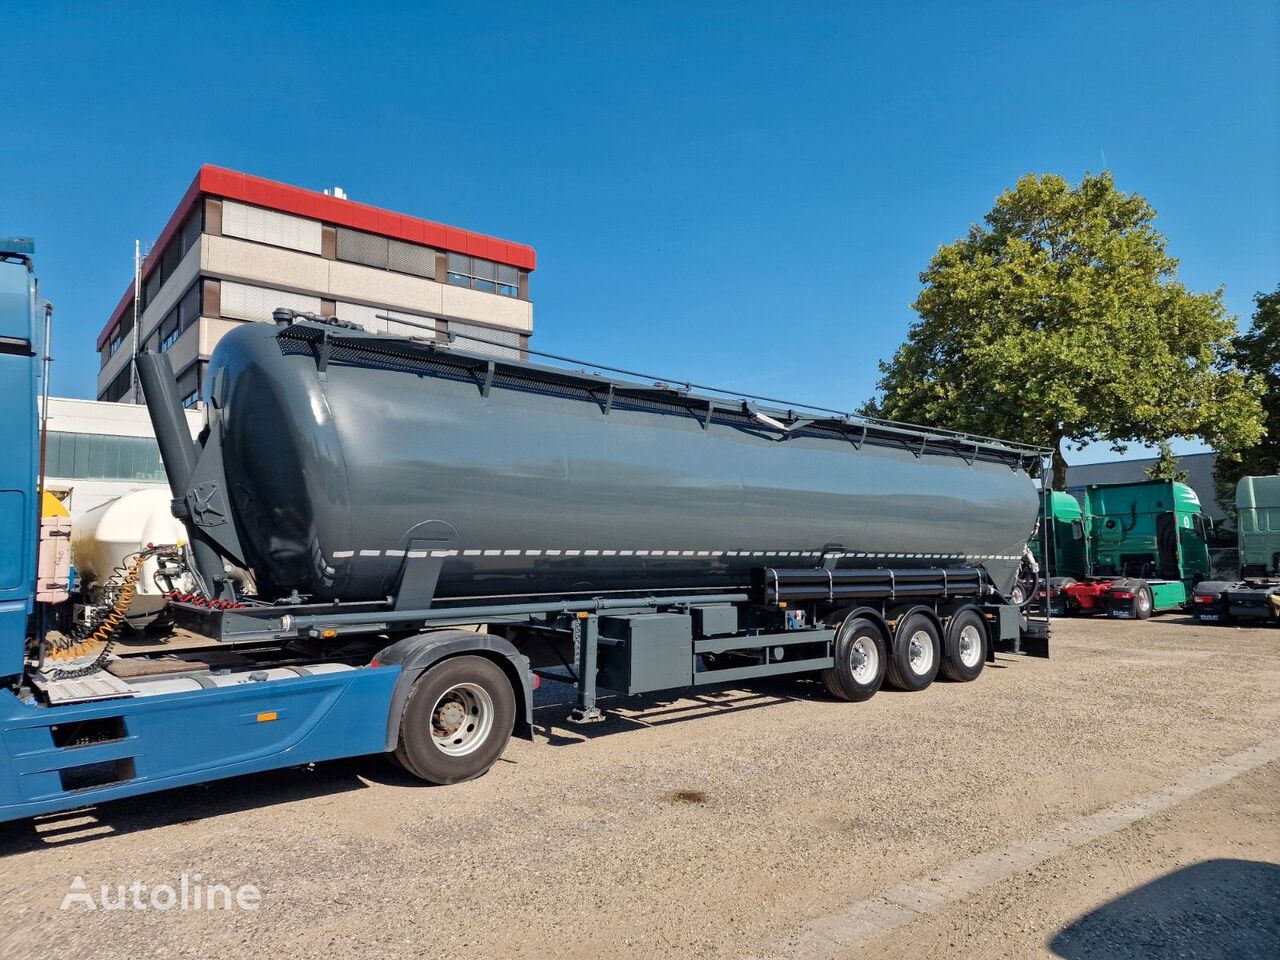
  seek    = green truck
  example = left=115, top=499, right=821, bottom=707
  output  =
left=1029, top=490, right=1088, bottom=579
left=1192, top=475, right=1280, bottom=624
left=1034, top=480, right=1212, bottom=619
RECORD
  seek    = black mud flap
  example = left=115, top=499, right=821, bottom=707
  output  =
left=987, top=605, right=1050, bottom=659
left=1018, top=618, right=1050, bottom=658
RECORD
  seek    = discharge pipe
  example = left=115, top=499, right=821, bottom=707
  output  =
left=135, top=350, right=230, bottom=597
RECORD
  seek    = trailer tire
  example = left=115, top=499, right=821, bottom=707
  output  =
left=939, top=609, right=986, bottom=682
left=1136, top=583, right=1157, bottom=619
left=1130, top=582, right=1154, bottom=620
left=395, top=655, right=515, bottom=785
left=1048, top=577, right=1076, bottom=616
left=821, top=616, right=888, bottom=702
left=886, top=612, right=942, bottom=691
left=1010, top=579, right=1033, bottom=607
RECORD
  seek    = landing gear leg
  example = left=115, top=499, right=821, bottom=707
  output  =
left=568, top=613, right=604, bottom=724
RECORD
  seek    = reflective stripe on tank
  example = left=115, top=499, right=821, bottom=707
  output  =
left=326, top=549, right=1023, bottom=561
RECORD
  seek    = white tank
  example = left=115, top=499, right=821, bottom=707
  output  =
left=71, top=489, right=189, bottom=625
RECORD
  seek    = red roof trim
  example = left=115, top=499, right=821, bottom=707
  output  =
left=98, top=164, right=536, bottom=349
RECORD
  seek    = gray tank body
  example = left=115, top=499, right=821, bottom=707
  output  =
left=204, top=321, right=1041, bottom=603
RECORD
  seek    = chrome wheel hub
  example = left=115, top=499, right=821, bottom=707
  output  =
left=430, top=682, right=494, bottom=757
left=849, top=636, right=879, bottom=685
left=907, top=630, right=934, bottom=675
left=958, top=624, right=982, bottom=667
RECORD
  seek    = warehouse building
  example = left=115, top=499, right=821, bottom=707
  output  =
left=41, top=397, right=201, bottom=519
left=95, top=165, right=536, bottom=406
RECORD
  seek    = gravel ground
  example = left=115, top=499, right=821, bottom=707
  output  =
left=1, top=615, right=1277, bottom=960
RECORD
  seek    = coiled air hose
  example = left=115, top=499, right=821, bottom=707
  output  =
left=44, top=545, right=169, bottom=680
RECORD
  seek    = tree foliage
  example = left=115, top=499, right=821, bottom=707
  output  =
left=868, top=172, right=1263, bottom=488
left=1144, top=441, right=1189, bottom=483
left=1212, top=285, right=1280, bottom=523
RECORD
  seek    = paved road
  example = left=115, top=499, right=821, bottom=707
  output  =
left=2, top=616, right=1277, bottom=960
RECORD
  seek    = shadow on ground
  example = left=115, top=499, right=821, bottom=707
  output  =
left=0, top=660, right=1011, bottom=849
left=0, top=757, right=379, bottom=855
left=0, top=678, right=812, bottom=851
left=1049, top=859, right=1280, bottom=959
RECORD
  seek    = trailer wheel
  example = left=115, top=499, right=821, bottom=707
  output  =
left=1049, top=577, right=1077, bottom=617
left=821, top=616, right=888, bottom=702
left=1131, top=582, right=1154, bottom=620
left=886, top=613, right=941, bottom=691
left=395, top=655, right=515, bottom=785
left=939, top=609, right=986, bottom=682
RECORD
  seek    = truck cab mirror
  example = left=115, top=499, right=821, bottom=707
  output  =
left=1071, top=519, right=1084, bottom=540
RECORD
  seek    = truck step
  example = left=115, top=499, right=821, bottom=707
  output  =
left=30, top=670, right=135, bottom=705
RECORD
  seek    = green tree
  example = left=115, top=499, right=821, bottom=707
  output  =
left=1212, top=285, right=1280, bottom=523
left=868, top=172, right=1263, bottom=489
left=1144, top=441, right=1189, bottom=483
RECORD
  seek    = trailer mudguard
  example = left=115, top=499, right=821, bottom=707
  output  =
left=376, top=630, right=535, bottom=749
left=885, top=604, right=944, bottom=649
left=825, top=605, right=893, bottom=645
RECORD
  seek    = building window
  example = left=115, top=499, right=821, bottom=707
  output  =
left=219, top=282, right=321, bottom=323
left=159, top=309, right=179, bottom=352
left=143, top=270, right=162, bottom=311
left=336, top=227, right=389, bottom=269
left=177, top=281, right=201, bottom=331
left=139, top=209, right=203, bottom=312
left=179, top=206, right=203, bottom=257
left=160, top=242, right=180, bottom=287
left=387, top=238, right=438, bottom=279
left=98, top=363, right=135, bottom=403
left=447, top=254, right=519, bottom=297
left=177, top=362, right=202, bottom=409
left=222, top=201, right=321, bottom=254
left=108, top=312, right=134, bottom=358
left=448, top=321, right=522, bottom=360
left=44, top=431, right=167, bottom=482
left=335, top=302, right=437, bottom=337
left=335, top=228, right=442, bottom=281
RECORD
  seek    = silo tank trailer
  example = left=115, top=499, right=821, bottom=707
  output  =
left=0, top=310, right=1049, bottom=823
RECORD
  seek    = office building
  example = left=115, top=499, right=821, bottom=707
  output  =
left=96, top=165, right=536, bottom=406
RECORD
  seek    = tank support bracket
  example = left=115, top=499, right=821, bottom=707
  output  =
left=393, top=550, right=445, bottom=610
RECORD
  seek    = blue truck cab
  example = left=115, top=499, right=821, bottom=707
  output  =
left=0, top=238, right=42, bottom=681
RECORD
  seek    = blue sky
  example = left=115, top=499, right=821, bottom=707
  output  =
left=4, top=1, right=1277, bottom=464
